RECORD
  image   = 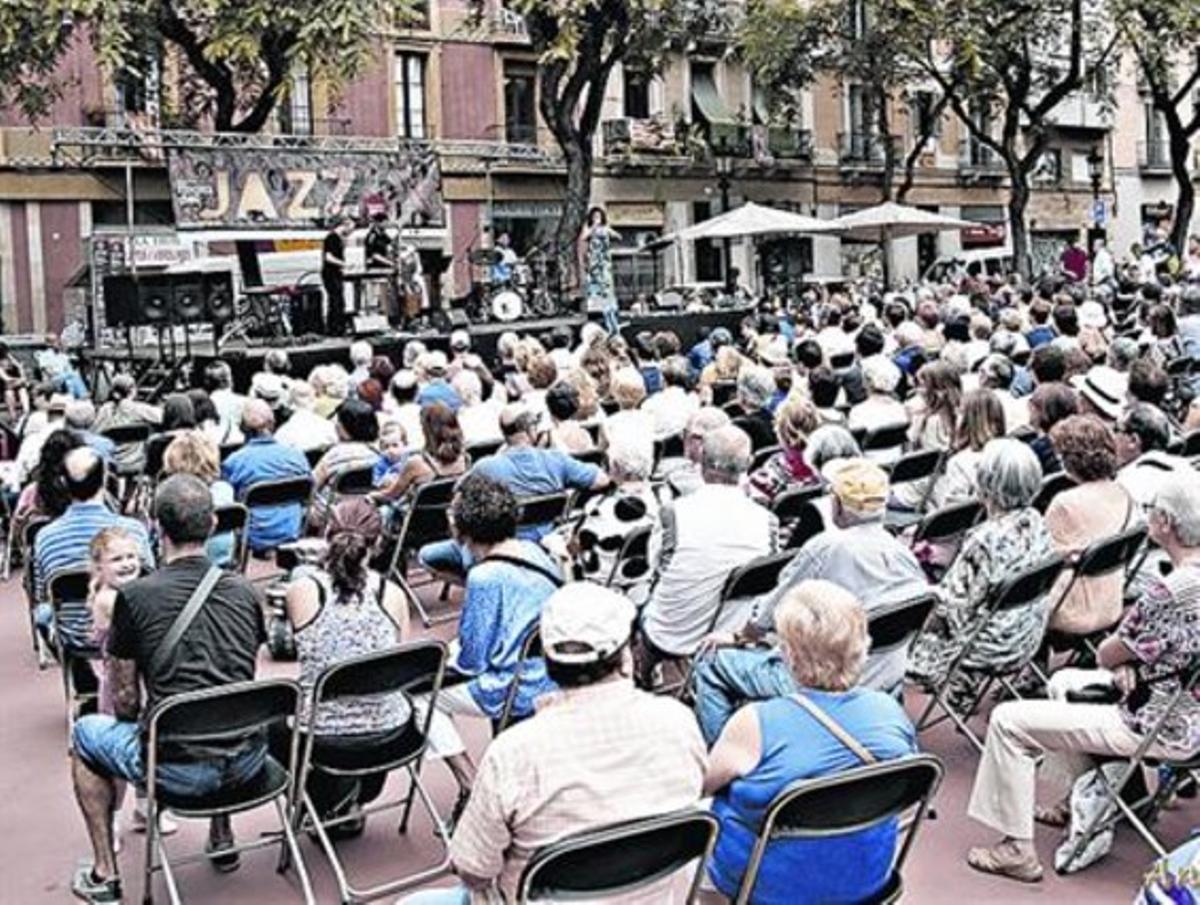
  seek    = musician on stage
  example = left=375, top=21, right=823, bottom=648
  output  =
left=396, top=237, right=427, bottom=328
left=582, top=206, right=620, bottom=334
left=490, top=232, right=520, bottom=284
left=364, top=211, right=401, bottom=325
left=322, top=216, right=355, bottom=337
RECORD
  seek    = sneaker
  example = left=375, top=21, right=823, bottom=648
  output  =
left=71, top=864, right=122, bottom=903
left=205, top=831, right=240, bottom=874
left=131, top=805, right=178, bottom=836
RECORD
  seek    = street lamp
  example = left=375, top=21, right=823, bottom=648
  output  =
left=1086, top=144, right=1105, bottom=282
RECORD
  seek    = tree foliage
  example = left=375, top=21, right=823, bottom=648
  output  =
left=0, top=0, right=418, bottom=132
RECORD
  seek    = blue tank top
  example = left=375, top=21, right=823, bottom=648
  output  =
left=709, top=689, right=917, bottom=904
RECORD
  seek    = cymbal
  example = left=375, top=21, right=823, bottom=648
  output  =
left=469, top=248, right=502, bottom=265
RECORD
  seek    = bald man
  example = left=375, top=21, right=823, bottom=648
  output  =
left=221, top=399, right=312, bottom=552
left=33, top=447, right=154, bottom=646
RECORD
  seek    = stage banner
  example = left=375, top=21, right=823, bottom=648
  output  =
left=167, top=144, right=444, bottom=229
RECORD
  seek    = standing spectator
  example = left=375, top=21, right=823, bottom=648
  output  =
left=221, top=400, right=313, bottom=553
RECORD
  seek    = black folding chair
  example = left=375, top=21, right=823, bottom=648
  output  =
left=220, top=441, right=246, bottom=463
left=144, top=433, right=176, bottom=482
left=1033, top=471, right=1076, bottom=514
left=102, top=422, right=152, bottom=447
left=770, top=484, right=825, bottom=522
left=48, top=568, right=97, bottom=739
left=302, top=446, right=326, bottom=470
left=383, top=477, right=458, bottom=627
left=909, top=499, right=985, bottom=577
left=241, top=476, right=315, bottom=576
left=732, top=755, right=944, bottom=905
left=867, top=593, right=939, bottom=668
left=573, top=447, right=607, bottom=469
left=518, top=809, right=720, bottom=904
left=22, top=516, right=52, bottom=667
left=296, top=642, right=450, bottom=903
left=141, top=679, right=314, bottom=905
left=330, top=464, right=376, bottom=497
left=516, top=491, right=573, bottom=531
left=861, top=422, right=910, bottom=461
left=654, top=431, right=686, bottom=465
left=465, top=439, right=503, bottom=464
left=710, top=381, right=736, bottom=407
left=1182, top=430, right=1200, bottom=458
left=212, top=503, right=251, bottom=573
left=495, top=626, right=542, bottom=735
left=915, top=555, right=1066, bottom=751
left=606, top=523, right=655, bottom=590
left=884, top=449, right=945, bottom=531
left=750, top=444, right=782, bottom=472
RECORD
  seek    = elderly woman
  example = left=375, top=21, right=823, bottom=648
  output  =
left=929, top=389, right=1007, bottom=509
left=1044, top=414, right=1137, bottom=636
left=451, top=369, right=501, bottom=446
left=908, top=439, right=1055, bottom=688
left=601, top=365, right=653, bottom=448
left=746, top=395, right=821, bottom=506
left=848, top=357, right=908, bottom=437
left=966, top=472, right=1200, bottom=882
left=544, top=382, right=593, bottom=454
left=1026, top=381, right=1078, bottom=476
left=705, top=580, right=917, bottom=904
left=732, top=365, right=779, bottom=452
left=312, top=365, right=351, bottom=419
left=162, top=431, right=236, bottom=567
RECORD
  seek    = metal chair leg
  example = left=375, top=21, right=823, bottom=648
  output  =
left=275, top=797, right=316, bottom=905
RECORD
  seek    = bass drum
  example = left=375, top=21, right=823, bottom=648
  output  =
left=490, top=288, right=525, bottom=322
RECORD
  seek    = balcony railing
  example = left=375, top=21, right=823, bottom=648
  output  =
left=602, top=117, right=683, bottom=157
left=1139, top=140, right=1172, bottom=174
left=838, top=131, right=900, bottom=166
left=766, top=126, right=813, bottom=160
left=504, top=122, right=539, bottom=146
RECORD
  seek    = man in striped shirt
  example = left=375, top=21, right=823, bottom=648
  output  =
left=33, top=448, right=154, bottom=645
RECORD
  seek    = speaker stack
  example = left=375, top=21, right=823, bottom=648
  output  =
left=102, top=271, right=236, bottom=328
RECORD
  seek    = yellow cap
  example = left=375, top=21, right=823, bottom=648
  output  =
left=823, top=457, right=889, bottom=514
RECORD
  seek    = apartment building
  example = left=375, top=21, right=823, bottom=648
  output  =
left=0, top=0, right=1188, bottom=333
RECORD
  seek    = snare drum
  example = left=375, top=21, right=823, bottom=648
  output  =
left=489, top=288, right=525, bottom=322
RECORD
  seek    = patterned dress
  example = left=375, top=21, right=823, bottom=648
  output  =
left=908, top=507, right=1055, bottom=685
left=572, top=485, right=662, bottom=605
left=585, top=229, right=616, bottom=307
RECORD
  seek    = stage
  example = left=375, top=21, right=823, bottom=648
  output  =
left=82, top=306, right=753, bottom=393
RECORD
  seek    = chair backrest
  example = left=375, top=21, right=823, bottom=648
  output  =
left=213, top=503, right=250, bottom=571
left=721, top=550, right=796, bottom=603
left=332, top=464, right=376, bottom=497
left=303, top=446, right=326, bottom=469
left=607, top=523, right=654, bottom=586
left=316, top=641, right=447, bottom=704
left=517, top=491, right=572, bottom=529
left=147, top=679, right=300, bottom=765
left=102, top=423, right=152, bottom=446
left=751, top=445, right=783, bottom=472
left=1182, top=430, right=1200, bottom=458
left=1076, top=525, right=1148, bottom=580
left=518, top=809, right=720, bottom=905
left=496, top=626, right=543, bottom=734
left=785, top=501, right=827, bottom=551
left=47, top=567, right=99, bottom=653
left=47, top=567, right=92, bottom=605
left=710, top=381, right=737, bottom=407
left=573, top=447, right=607, bottom=469
left=1033, top=472, right=1076, bottom=514
left=911, top=499, right=984, bottom=545
left=770, top=484, right=825, bottom=521
left=867, top=593, right=938, bottom=652
left=22, top=515, right=50, bottom=552
left=243, top=474, right=314, bottom=509
left=394, top=476, right=458, bottom=552
left=736, top=755, right=943, bottom=905
left=655, top=432, right=686, bottom=463
left=887, top=449, right=944, bottom=486
left=220, top=442, right=246, bottom=463
left=144, top=432, right=175, bottom=480
left=466, top=439, right=503, bottom=463
left=861, top=422, right=910, bottom=455
left=990, top=555, right=1066, bottom=612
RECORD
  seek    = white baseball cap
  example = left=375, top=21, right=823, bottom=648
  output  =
left=540, top=584, right=636, bottom=665
left=450, top=329, right=471, bottom=351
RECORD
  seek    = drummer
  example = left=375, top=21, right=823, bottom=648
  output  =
left=490, top=232, right=520, bottom=284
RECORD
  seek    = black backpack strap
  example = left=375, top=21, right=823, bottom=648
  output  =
left=477, top=552, right=565, bottom=588
left=148, top=565, right=223, bottom=678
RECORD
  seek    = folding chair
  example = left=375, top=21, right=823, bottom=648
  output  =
left=213, top=503, right=251, bottom=574
left=302, top=446, right=325, bottom=470
left=573, top=447, right=606, bottom=469
left=731, top=754, right=944, bottom=905
left=383, top=477, right=458, bottom=627
left=47, top=567, right=97, bottom=738
left=750, top=444, right=783, bottom=472
left=1057, top=661, right=1200, bottom=873
left=1033, top=471, right=1076, bottom=514
left=516, top=491, right=573, bottom=532
left=495, top=626, right=542, bottom=735
left=867, top=593, right=939, bottom=671
left=1182, top=429, right=1200, bottom=458
left=102, top=422, right=152, bottom=448
left=143, top=433, right=175, bottom=483
left=518, top=809, right=720, bottom=904
left=861, top=422, right=911, bottom=461
left=914, top=555, right=1066, bottom=752
left=22, top=516, right=52, bottom=667
left=654, top=431, right=685, bottom=465
left=242, top=476, right=315, bottom=574
left=710, top=380, right=736, bottom=407
left=605, top=523, right=655, bottom=590
left=884, top=449, right=945, bottom=531
left=770, top=484, right=825, bottom=522
left=141, top=679, right=315, bottom=905
left=296, top=642, right=450, bottom=904
left=330, top=464, right=376, bottom=498
left=908, top=499, right=985, bottom=578
left=465, top=439, right=503, bottom=464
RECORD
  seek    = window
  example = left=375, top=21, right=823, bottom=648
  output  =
left=504, top=62, right=538, bottom=144
left=911, top=91, right=940, bottom=141
left=693, top=201, right=724, bottom=283
left=625, top=70, right=651, bottom=119
left=278, top=64, right=312, bottom=136
left=845, top=0, right=868, bottom=39
left=394, top=52, right=427, bottom=139
left=91, top=201, right=175, bottom=228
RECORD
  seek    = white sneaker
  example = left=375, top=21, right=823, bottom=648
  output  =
left=132, top=805, right=178, bottom=836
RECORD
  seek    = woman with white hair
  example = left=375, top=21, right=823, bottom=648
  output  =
left=732, top=365, right=779, bottom=452
left=908, top=438, right=1055, bottom=688
left=848, top=356, right=908, bottom=437
left=451, top=369, right=501, bottom=445
left=705, top=580, right=917, bottom=904
left=600, top=365, right=653, bottom=449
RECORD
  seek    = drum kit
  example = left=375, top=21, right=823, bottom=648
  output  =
left=466, top=245, right=561, bottom=323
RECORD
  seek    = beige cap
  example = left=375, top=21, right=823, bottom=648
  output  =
left=541, top=583, right=637, bottom=665
left=823, top=457, right=889, bottom=514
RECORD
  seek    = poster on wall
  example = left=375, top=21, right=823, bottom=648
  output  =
left=166, top=144, right=444, bottom=229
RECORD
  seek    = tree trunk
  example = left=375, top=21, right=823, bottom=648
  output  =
left=556, top=139, right=593, bottom=292
left=1168, top=120, right=1195, bottom=254
left=1008, top=173, right=1032, bottom=280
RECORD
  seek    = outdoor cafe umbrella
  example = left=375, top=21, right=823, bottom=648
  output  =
left=664, top=201, right=839, bottom=243
left=831, top=201, right=977, bottom=287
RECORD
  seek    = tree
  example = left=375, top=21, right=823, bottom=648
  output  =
left=504, top=0, right=708, bottom=285
left=909, top=0, right=1114, bottom=278
left=1114, top=0, right=1200, bottom=253
left=0, top=0, right=417, bottom=133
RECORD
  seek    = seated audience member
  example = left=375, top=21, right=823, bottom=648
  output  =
left=272, top=498, right=410, bottom=830
left=693, top=458, right=926, bottom=743
left=908, top=439, right=1055, bottom=690
left=746, top=395, right=821, bottom=507
left=848, top=356, right=908, bottom=437
left=705, top=581, right=917, bottom=905
left=543, top=382, right=593, bottom=454
left=311, top=399, right=382, bottom=524
left=387, top=370, right=425, bottom=450
left=451, top=369, right=501, bottom=446
left=930, top=389, right=1007, bottom=509
left=373, top=402, right=468, bottom=508
left=1071, top=364, right=1127, bottom=426
left=15, top=379, right=57, bottom=441
left=312, top=365, right=350, bottom=419
left=1043, top=415, right=1137, bottom=637
left=93, top=374, right=160, bottom=474
left=601, top=365, right=652, bottom=447
left=400, top=584, right=705, bottom=905
left=159, top=393, right=196, bottom=432
left=33, top=447, right=154, bottom=644
left=1026, top=381, right=1078, bottom=476
left=808, top=365, right=847, bottom=425
left=642, top=355, right=699, bottom=440
left=162, top=431, right=236, bottom=568
left=414, top=475, right=562, bottom=810
left=1126, top=357, right=1168, bottom=409
left=203, top=360, right=246, bottom=444
left=10, top=388, right=69, bottom=491
left=1115, top=403, right=1186, bottom=509
left=69, top=475, right=266, bottom=902
left=700, top=343, right=744, bottom=392
left=979, top=353, right=1030, bottom=433
left=635, top=426, right=778, bottom=686
left=187, top=389, right=225, bottom=447
left=274, top=381, right=338, bottom=452
left=892, top=362, right=961, bottom=509
left=965, top=472, right=1200, bottom=883
left=732, top=365, right=779, bottom=451
left=660, top=405, right=731, bottom=497
left=416, top=351, right=462, bottom=411
left=65, top=400, right=117, bottom=461
left=12, top=428, right=82, bottom=538
left=348, top=341, right=373, bottom=387
left=221, top=400, right=313, bottom=553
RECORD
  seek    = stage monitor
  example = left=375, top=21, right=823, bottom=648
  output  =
left=204, top=272, right=235, bottom=322
left=139, top=280, right=174, bottom=325
left=172, top=282, right=205, bottom=322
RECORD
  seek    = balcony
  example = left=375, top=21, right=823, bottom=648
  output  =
left=1048, top=91, right=1110, bottom=132
left=958, top=141, right=1005, bottom=184
left=838, top=132, right=899, bottom=167
left=1139, top=140, right=1172, bottom=175
left=602, top=117, right=685, bottom=158
left=487, top=5, right=529, bottom=43
left=766, top=125, right=813, bottom=160
left=0, top=128, right=54, bottom=167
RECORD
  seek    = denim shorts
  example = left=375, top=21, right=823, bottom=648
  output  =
left=417, top=540, right=473, bottom=577
left=73, top=714, right=267, bottom=798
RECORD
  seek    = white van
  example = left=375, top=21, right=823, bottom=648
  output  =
left=921, top=247, right=1014, bottom=284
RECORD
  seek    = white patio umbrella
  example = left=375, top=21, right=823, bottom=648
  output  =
left=665, top=201, right=840, bottom=243
left=831, top=201, right=977, bottom=286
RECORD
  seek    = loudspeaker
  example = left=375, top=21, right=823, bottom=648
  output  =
left=446, top=308, right=470, bottom=329
left=139, top=280, right=173, bottom=325
left=102, top=276, right=141, bottom=327
left=204, top=272, right=235, bottom=322
left=172, top=282, right=204, bottom=322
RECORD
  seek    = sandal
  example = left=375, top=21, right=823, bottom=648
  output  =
left=967, top=842, right=1044, bottom=883
left=1034, top=802, right=1071, bottom=828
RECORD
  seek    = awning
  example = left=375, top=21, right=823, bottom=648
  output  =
left=752, top=87, right=771, bottom=125
left=692, top=70, right=736, bottom=125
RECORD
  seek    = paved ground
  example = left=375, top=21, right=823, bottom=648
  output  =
left=1, top=569, right=1183, bottom=904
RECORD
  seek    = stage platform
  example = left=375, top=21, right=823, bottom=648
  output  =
left=82, top=306, right=751, bottom=393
